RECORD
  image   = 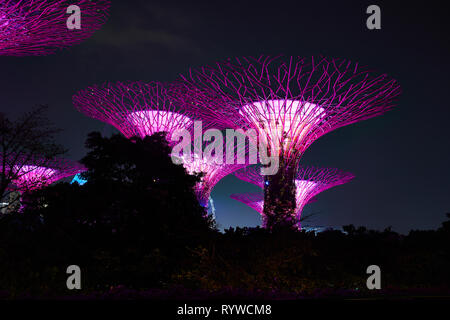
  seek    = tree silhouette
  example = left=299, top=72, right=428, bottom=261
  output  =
left=0, top=105, right=66, bottom=210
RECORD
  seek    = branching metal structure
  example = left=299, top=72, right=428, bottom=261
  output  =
left=178, top=55, right=400, bottom=228
left=230, top=191, right=264, bottom=216
left=233, top=165, right=355, bottom=228
left=74, top=81, right=249, bottom=207
left=73, top=81, right=194, bottom=141
left=0, top=0, right=110, bottom=56
left=179, top=153, right=246, bottom=207
left=6, top=156, right=86, bottom=191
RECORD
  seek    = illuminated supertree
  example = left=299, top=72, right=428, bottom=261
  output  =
left=174, top=136, right=248, bottom=207
left=179, top=55, right=401, bottom=229
left=74, top=81, right=250, bottom=208
left=230, top=191, right=264, bottom=216
left=10, top=157, right=87, bottom=191
left=0, top=0, right=110, bottom=56
left=232, top=166, right=354, bottom=228
left=73, top=81, right=194, bottom=142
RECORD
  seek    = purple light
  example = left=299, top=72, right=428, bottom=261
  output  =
left=73, top=81, right=194, bottom=142
left=126, top=111, right=192, bottom=139
left=232, top=166, right=355, bottom=228
left=9, top=158, right=87, bottom=191
left=174, top=153, right=247, bottom=208
left=0, top=0, right=110, bottom=56
left=74, top=81, right=249, bottom=207
left=178, top=55, right=401, bottom=166
left=178, top=55, right=400, bottom=227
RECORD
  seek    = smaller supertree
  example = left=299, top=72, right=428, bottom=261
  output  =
left=173, top=135, right=251, bottom=207
left=230, top=192, right=264, bottom=216
left=10, top=157, right=87, bottom=191
left=233, top=165, right=354, bottom=229
left=73, top=81, right=193, bottom=142
left=0, top=0, right=110, bottom=56
left=0, top=155, right=85, bottom=212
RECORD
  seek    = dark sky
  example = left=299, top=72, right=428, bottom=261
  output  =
left=1, top=0, right=449, bottom=233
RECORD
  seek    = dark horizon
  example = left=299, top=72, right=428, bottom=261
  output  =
left=1, top=0, right=449, bottom=234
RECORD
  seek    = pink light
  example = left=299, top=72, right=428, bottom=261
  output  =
left=240, top=100, right=325, bottom=157
left=178, top=55, right=401, bottom=167
left=127, top=111, right=192, bottom=139
left=11, top=160, right=86, bottom=191
left=1, top=154, right=87, bottom=192
left=176, top=154, right=245, bottom=207
left=233, top=166, right=355, bottom=228
left=73, top=81, right=194, bottom=141
left=14, top=165, right=58, bottom=190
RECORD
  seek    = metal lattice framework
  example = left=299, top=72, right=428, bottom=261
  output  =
left=232, top=165, right=355, bottom=227
left=230, top=191, right=264, bottom=215
left=172, top=135, right=251, bottom=207
left=178, top=55, right=401, bottom=167
left=180, top=153, right=246, bottom=207
left=74, top=81, right=251, bottom=207
left=0, top=0, right=110, bottom=56
left=73, top=81, right=195, bottom=141
left=4, top=155, right=87, bottom=191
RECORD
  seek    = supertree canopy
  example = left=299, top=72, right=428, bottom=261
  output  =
left=0, top=0, right=110, bottom=56
left=9, top=157, right=86, bottom=191
left=74, top=81, right=249, bottom=208
left=230, top=191, right=264, bottom=216
left=73, top=81, right=194, bottom=141
left=232, top=165, right=355, bottom=228
left=172, top=134, right=251, bottom=207
left=179, top=55, right=401, bottom=228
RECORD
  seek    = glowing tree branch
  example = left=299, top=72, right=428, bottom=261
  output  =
left=173, top=136, right=251, bottom=207
left=0, top=0, right=110, bottom=56
left=7, top=156, right=87, bottom=191
left=73, top=81, right=194, bottom=142
left=233, top=165, right=354, bottom=228
left=74, top=81, right=250, bottom=208
left=179, top=55, right=400, bottom=229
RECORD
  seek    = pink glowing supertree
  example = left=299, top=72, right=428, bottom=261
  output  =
left=74, top=81, right=250, bottom=208
left=73, top=81, right=194, bottom=142
left=6, top=156, right=86, bottom=191
left=178, top=55, right=400, bottom=228
left=232, top=165, right=354, bottom=228
left=176, top=152, right=247, bottom=207
left=0, top=0, right=110, bottom=56
left=230, top=191, right=264, bottom=215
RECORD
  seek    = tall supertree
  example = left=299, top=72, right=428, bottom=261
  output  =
left=0, top=0, right=110, bottom=56
left=232, top=166, right=355, bottom=228
left=178, top=55, right=401, bottom=229
left=73, top=81, right=194, bottom=141
left=73, top=81, right=249, bottom=208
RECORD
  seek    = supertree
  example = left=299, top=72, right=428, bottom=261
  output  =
left=74, top=81, right=249, bottom=208
left=178, top=55, right=401, bottom=229
left=230, top=191, right=264, bottom=217
left=229, top=192, right=314, bottom=228
left=175, top=149, right=248, bottom=208
left=232, top=165, right=354, bottom=228
left=73, top=81, right=194, bottom=142
left=0, top=0, right=110, bottom=56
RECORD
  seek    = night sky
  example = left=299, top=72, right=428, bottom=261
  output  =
left=1, top=0, right=449, bottom=233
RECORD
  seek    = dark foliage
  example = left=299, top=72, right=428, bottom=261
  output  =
left=0, top=132, right=449, bottom=299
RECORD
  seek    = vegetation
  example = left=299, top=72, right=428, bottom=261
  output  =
left=0, top=132, right=449, bottom=299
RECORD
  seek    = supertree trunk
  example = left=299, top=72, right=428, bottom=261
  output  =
left=263, top=156, right=297, bottom=230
